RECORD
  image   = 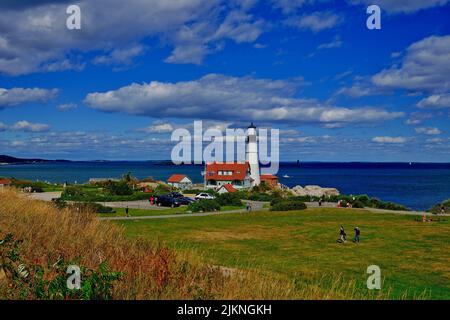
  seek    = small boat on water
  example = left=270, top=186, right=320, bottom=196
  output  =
left=283, top=174, right=290, bottom=178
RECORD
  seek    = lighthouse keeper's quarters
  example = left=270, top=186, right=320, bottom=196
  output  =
left=204, top=162, right=252, bottom=190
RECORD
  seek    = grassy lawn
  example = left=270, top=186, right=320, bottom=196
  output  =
left=116, top=208, right=450, bottom=299
left=101, top=204, right=246, bottom=217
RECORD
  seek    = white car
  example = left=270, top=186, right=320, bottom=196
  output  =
left=195, top=193, right=216, bottom=200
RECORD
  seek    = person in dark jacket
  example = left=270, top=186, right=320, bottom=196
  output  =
left=339, top=225, right=347, bottom=242
left=353, top=227, right=360, bottom=243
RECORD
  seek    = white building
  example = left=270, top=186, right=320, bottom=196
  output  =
left=167, top=174, right=193, bottom=189
left=246, top=123, right=260, bottom=186
left=204, top=123, right=264, bottom=190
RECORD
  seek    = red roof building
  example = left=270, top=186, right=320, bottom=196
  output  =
left=217, top=184, right=238, bottom=194
left=260, top=174, right=279, bottom=188
left=167, top=174, right=192, bottom=189
left=0, top=178, right=12, bottom=186
left=204, top=162, right=251, bottom=189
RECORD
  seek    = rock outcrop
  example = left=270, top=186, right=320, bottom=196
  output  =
left=291, top=185, right=340, bottom=197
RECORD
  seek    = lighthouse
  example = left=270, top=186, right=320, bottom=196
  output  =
left=246, top=122, right=260, bottom=186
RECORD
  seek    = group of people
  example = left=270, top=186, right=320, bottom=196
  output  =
left=338, top=225, right=360, bottom=243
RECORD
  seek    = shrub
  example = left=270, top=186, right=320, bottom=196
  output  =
left=248, top=192, right=275, bottom=202
left=62, top=186, right=86, bottom=198
left=51, top=200, right=114, bottom=214
left=429, top=199, right=450, bottom=214
left=270, top=201, right=307, bottom=211
left=338, top=200, right=348, bottom=208
left=352, top=200, right=365, bottom=208
left=215, top=193, right=243, bottom=207
left=355, top=195, right=370, bottom=206
left=74, top=202, right=115, bottom=214
left=104, top=181, right=133, bottom=196
left=188, top=200, right=221, bottom=213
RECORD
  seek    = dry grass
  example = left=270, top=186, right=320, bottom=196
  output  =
left=0, top=189, right=405, bottom=300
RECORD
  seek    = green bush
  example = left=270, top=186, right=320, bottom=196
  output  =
left=248, top=192, right=275, bottom=202
left=429, top=199, right=450, bottom=214
left=270, top=201, right=307, bottom=211
left=62, top=186, right=86, bottom=198
left=74, top=202, right=115, bottom=214
left=339, top=200, right=348, bottom=207
left=104, top=181, right=133, bottom=196
left=215, top=193, right=243, bottom=206
left=188, top=200, right=221, bottom=213
left=51, top=200, right=114, bottom=213
left=352, top=200, right=365, bottom=208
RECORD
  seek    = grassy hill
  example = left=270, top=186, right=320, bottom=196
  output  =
left=1, top=189, right=448, bottom=299
left=118, top=208, right=450, bottom=299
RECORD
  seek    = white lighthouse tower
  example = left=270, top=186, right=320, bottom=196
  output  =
left=246, top=122, right=260, bottom=186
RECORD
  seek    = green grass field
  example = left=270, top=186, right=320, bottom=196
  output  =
left=117, top=208, right=450, bottom=299
left=101, top=205, right=245, bottom=217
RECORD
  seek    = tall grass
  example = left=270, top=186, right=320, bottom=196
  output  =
left=0, top=189, right=409, bottom=300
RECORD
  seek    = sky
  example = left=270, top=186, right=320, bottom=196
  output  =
left=0, top=0, right=449, bottom=162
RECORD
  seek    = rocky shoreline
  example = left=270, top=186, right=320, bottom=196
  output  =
left=290, top=185, right=340, bottom=197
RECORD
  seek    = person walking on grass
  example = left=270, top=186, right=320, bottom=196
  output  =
left=440, top=203, right=445, bottom=215
left=125, top=206, right=129, bottom=217
left=339, top=225, right=347, bottom=243
left=246, top=202, right=252, bottom=213
left=353, top=227, right=360, bottom=243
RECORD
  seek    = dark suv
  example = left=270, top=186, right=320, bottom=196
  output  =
left=167, top=192, right=195, bottom=205
left=155, top=195, right=181, bottom=207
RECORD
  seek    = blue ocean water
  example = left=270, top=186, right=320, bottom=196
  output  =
left=1, top=161, right=449, bottom=211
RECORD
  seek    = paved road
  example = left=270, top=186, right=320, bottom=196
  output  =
left=27, top=191, right=62, bottom=201
left=97, top=200, right=170, bottom=210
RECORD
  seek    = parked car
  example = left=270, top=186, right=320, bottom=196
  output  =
left=167, top=192, right=195, bottom=205
left=195, top=193, right=216, bottom=200
left=155, top=195, right=181, bottom=207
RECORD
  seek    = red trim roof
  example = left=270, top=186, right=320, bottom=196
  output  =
left=261, top=174, right=278, bottom=180
left=205, top=162, right=249, bottom=181
left=221, top=184, right=237, bottom=193
left=167, top=174, right=188, bottom=183
left=0, top=178, right=11, bottom=185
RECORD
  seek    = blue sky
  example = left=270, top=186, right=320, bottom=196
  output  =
left=0, top=0, right=449, bottom=161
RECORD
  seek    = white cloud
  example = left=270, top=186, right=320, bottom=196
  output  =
left=405, top=112, right=432, bottom=125
left=350, top=0, right=450, bottom=13
left=415, top=127, right=442, bottom=135
left=0, top=122, right=7, bottom=131
left=372, top=136, right=407, bottom=143
left=11, top=121, right=50, bottom=132
left=84, top=74, right=403, bottom=127
left=58, top=103, right=78, bottom=112
left=285, top=12, right=341, bottom=32
left=272, top=0, right=311, bottom=14
left=417, top=94, right=450, bottom=109
left=426, top=137, right=445, bottom=143
left=0, top=0, right=266, bottom=75
left=139, top=123, right=174, bottom=134
left=372, top=35, right=450, bottom=94
left=318, top=36, right=343, bottom=49
left=92, top=44, right=146, bottom=66
left=339, top=35, right=450, bottom=99
left=0, top=87, right=58, bottom=108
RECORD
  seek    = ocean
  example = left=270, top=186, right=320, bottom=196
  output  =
left=1, top=161, right=450, bottom=211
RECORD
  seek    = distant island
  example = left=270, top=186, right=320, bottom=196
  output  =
left=0, top=155, right=71, bottom=165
